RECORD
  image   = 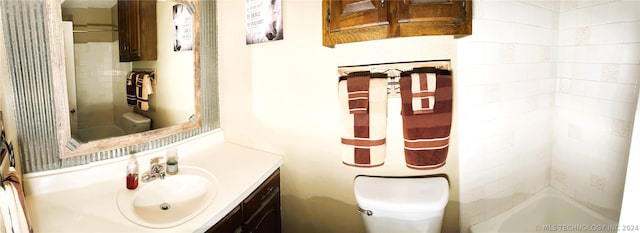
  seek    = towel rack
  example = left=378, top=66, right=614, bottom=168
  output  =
left=337, top=60, right=452, bottom=95
left=131, top=69, right=157, bottom=83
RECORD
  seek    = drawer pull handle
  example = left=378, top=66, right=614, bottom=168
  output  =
left=260, top=187, right=277, bottom=201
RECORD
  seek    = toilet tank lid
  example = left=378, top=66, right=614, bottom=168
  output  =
left=123, top=112, right=151, bottom=123
left=354, top=176, right=449, bottom=213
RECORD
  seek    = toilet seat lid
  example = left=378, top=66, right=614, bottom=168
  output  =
left=123, top=112, right=150, bottom=123
left=354, top=176, right=449, bottom=213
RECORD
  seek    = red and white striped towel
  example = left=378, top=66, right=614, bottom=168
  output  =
left=339, top=72, right=388, bottom=167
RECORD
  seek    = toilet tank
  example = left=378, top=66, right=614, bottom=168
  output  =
left=121, top=112, right=151, bottom=133
left=354, top=176, right=449, bottom=233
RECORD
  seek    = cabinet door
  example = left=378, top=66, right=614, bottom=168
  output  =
left=118, top=0, right=141, bottom=61
left=118, top=0, right=131, bottom=61
left=243, top=170, right=281, bottom=233
left=206, top=205, right=243, bottom=233
left=396, top=0, right=471, bottom=36
left=118, top=0, right=156, bottom=62
left=137, top=0, right=157, bottom=61
left=327, top=0, right=389, bottom=32
left=322, top=0, right=390, bottom=46
left=243, top=190, right=281, bottom=233
left=322, top=0, right=472, bottom=47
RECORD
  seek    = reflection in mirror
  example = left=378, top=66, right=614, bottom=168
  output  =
left=52, top=0, right=202, bottom=158
left=1, top=0, right=215, bottom=172
left=59, top=0, right=196, bottom=142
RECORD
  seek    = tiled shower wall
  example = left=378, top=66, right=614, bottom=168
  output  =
left=456, top=0, right=558, bottom=232
left=458, top=0, right=639, bottom=232
left=73, top=41, right=130, bottom=130
left=552, top=0, right=640, bottom=220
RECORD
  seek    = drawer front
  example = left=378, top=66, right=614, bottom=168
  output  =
left=243, top=169, right=280, bottom=215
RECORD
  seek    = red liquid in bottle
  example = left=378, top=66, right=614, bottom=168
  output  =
left=127, top=173, right=138, bottom=190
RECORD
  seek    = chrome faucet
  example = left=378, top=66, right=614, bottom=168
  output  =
left=141, top=157, right=165, bottom=182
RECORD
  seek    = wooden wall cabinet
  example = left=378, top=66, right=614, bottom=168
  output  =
left=118, top=0, right=157, bottom=62
left=322, top=0, right=472, bottom=47
left=207, top=169, right=281, bottom=233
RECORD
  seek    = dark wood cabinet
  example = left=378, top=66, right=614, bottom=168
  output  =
left=322, top=0, right=472, bottom=47
left=207, top=169, right=281, bottom=233
left=242, top=169, right=281, bottom=233
left=206, top=205, right=243, bottom=233
left=118, top=0, right=157, bottom=62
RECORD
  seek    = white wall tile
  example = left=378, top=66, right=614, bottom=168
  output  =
left=574, top=7, right=593, bottom=27
left=477, top=20, right=517, bottom=43
left=559, top=10, right=577, bottom=29
left=461, top=1, right=639, bottom=232
left=621, top=43, right=640, bottom=64
left=484, top=43, right=515, bottom=64
left=610, top=0, right=640, bottom=22
left=616, top=84, right=640, bottom=103
left=482, top=0, right=519, bottom=22
left=457, top=42, right=485, bottom=65
left=618, top=64, right=640, bottom=84
left=516, top=2, right=550, bottom=27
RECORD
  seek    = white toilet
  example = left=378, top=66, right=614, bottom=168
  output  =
left=121, top=112, right=151, bottom=133
left=354, top=176, right=449, bottom=233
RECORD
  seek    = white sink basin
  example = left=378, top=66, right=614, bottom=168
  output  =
left=116, top=166, right=218, bottom=228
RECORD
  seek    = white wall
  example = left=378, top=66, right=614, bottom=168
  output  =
left=132, top=1, right=195, bottom=129
left=217, top=0, right=461, bottom=232
left=552, top=0, right=640, bottom=220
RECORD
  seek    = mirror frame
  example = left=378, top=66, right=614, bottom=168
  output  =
left=47, top=0, right=202, bottom=158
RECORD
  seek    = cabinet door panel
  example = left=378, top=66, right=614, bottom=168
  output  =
left=206, top=205, right=243, bottom=233
left=118, top=0, right=156, bottom=62
left=137, top=0, right=157, bottom=60
left=328, top=0, right=389, bottom=32
left=397, top=0, right=471, bottom=36
left=398, top=0, right=466, bottom=22
left=244, top=191, right=281, bottom=233
left=322, top=0, right=390, bottom=46
left=118, top=0, right=132, bottom=61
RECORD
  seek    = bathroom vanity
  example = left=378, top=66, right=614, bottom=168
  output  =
left=23, top=132, right=283, bottom=232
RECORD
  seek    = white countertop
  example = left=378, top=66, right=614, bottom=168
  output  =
left=22, top=131, right=283, bottom=232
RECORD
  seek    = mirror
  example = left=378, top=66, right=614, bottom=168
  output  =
left=1, top=0, right=215, bottom=172
left=52, top=0, right=202, bottom=158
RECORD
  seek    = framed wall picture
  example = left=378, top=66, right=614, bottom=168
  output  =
left=173, top=3, right=193, bottom=51
left=245, top=0, right=283, bottom=44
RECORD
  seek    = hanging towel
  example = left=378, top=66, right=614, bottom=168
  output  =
left=347, top=74, right=370, bottom=115
left=400, top=67, right=453, bottom=169
left=3, top=167, right=33, bottom=233
left=127, top=71, right=154, bottom=111
left=126, top=72, right=137, bottom=107
left=135, top=73, right=154, bottom=111
left=339, top=72, right=387, bottom=167
left=411, top=72, right=436, bottom=114
left=0, top=186, right=11, bottom=233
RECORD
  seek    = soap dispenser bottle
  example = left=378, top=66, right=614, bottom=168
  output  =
left=126, top=154, right=139, bottom=190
